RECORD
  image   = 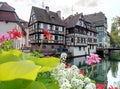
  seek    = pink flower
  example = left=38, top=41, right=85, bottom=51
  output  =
left=0, top=33, right=10, bottom=42
left=86, top=54, right=101, bottom=65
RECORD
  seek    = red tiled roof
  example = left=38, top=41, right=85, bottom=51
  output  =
left=0, top=11, right=19, bottom=22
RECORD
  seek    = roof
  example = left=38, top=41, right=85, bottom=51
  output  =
left=0, top=2, right=26, bottom=35
left=84, top=12, right=107, bottom=26
left=0, top=2, right=15, bottom=12
left=31, top=6, right=64, bottom=26
left=0, top=11, right=19, bottom=22
left=64, top=14, right=81, bottom=28
left=0, top=2, right=19, bottom=22
left=64, top=13, right=97, bottom=32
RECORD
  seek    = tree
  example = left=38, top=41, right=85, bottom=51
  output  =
left=110, top=16, right=120, bottom=47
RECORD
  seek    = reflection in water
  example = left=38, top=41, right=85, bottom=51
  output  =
left=76, top=51, right=120, bottom=88
left=110, top=61, right=118, bottom=78
left=107, top=63, right=120, bottom=89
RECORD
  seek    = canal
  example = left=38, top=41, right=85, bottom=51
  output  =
left=90, top=51, right=120, bottom=89
left=72, top=50, right=120, bottom=89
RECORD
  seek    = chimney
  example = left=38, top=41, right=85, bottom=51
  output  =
left=45, top=6, right=49, bottom=13
left=57, top=10, right=61, bottom=18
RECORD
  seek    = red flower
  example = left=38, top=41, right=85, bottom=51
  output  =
left=7, top=28, right=24, bottom=39
left=108, top=85, right=118, bottom=89
left=96, top=83, right=106, bottom=89
left=79, top=70, right=84, bottom=75
left=43, top=29, right=52, bottom=41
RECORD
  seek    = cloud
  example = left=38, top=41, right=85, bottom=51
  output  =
left=75, top=0, right=101, bottom=7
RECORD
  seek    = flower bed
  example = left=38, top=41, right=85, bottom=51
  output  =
left=0, top=28, right=104, bottom=89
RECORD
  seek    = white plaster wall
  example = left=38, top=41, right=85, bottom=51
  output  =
left=74, top=47, right=87, bottom=56
left=0, top=21, right=25, bottom=49
left=0, top=22, right=17, bottom=33
left=68, top=47, right=87, bottom=56
left=90, top=46, right=97, bottom=53
left=73, top=56, right=86, bottom=66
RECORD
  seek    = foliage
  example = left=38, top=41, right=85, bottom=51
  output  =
left=110, top=16, right=120, bottom=47
left=31, top=51, right=44, bottom=58
left=0, top=49, right=60, bottom=89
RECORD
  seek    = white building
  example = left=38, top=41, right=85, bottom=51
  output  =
left=85, top=12, right=110, bottom=48
left=0, top=2, right=26, bottom=49
left=28, top=6, right=65, bottom=55
left=65, top=13, right=98, bottom=66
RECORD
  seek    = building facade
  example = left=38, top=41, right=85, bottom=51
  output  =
left=0, top=2, right=26, bottom=49
left=28, top=6, right=65, bottom=55
left=65, top=13, right=98, bottom=66
left=85, top=12, right=110, bottom=48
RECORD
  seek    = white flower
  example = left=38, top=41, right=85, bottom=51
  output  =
left=60, top=52, right=67, bottom=62
left=65, top=68, right=73, bottom=80
left=58, top=78, right=69, bottom=85
left=53, top=69, right=66, bottom=80
left=57, top=63, right=66, bottom=70
left=60, top=82, right=71, bottom=89
left=51, top=63, right=96, bottom=89
left=71, top=65, right=79, bottom=73
left=73, top=72, right=84, bottom=80
left=71, top=77, right=84, bottom=88
left=85, top=83, right=96, bottom=89
left=84, top=77, right=91, bottom=84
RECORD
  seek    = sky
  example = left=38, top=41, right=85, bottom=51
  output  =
left=1, top=0, right=120, bottom=32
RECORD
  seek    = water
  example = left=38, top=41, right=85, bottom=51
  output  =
left=77, top=51, right=120, bottom=89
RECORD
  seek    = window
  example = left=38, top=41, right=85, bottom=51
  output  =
left=71, top=38, right=74, bottom=42
left=55, top=26, right=59, bottom=30
left=42, top=45, right=46, bottom=49
left=55, top=35, right=58, bottom=40
left=0, top=4, right=3, bottom=7
left=47, top=24, right=50, bottom=30
left=98, top=38, right=102, bottom=42
left=99, top=43, right=102, bottom=47
left=43, top=24, right=47, bottom=29
left=50, top=25, right=53, bottom=30
left=79, top=47, right=81, bottom=51
left=35, top=34, right=38, bottom=39
left=53, top=25, right=55, bottom=30
left=51, top=46, right=54, bottom=49
left=83, top=47, right=85, bottom=50
left=97, top=26, right=104, bottom=30
left=52, top=35, right=55, bottom=40
left=59, top=27, right=63, bottom=31
left=69, top=29, right=74, bottom=33
left=98, top=32, right=103, bottom=36
left=35, top=23, right=37, bottom=29
left=39, top=23, right=43, bottom=28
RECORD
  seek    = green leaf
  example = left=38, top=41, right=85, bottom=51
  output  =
left=39, top=67, right=53, bottom=72
left=32, top=57, right=60, bottom=72
left=0, top=53, right=21, bottom=64
left=0, top=79, right=32, bottom=89
left=25, top=81, right=46, bottom=89
left=37, top=72, right=59, bottom=89
left=20, top=52, right=37, bottom=60
left=0, top=61, right=41, bottom=81
left=1, top=49, right=22, bottom=57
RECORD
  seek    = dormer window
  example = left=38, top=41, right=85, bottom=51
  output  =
left=0, top=3, right=3, bottom=8
left=51, top=16, right=55, bottom=21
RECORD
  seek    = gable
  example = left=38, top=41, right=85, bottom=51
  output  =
left=28, top=6, right=64, bottom=26
left=28, top=8, right=37, bottom=25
